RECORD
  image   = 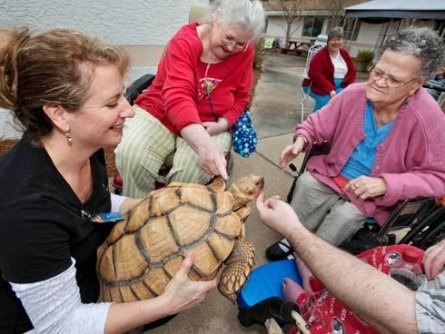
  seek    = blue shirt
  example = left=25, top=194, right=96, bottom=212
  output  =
left=341, top=102, right=393, bottom=180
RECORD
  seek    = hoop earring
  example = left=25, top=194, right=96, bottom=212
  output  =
left=65, top=131, right=73, bottom=145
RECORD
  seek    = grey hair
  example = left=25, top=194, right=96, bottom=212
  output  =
left=374, top=26, right=445, bottom=79
left=328, top=26, right=344, bottom=42
left=211, top=0, right=265, bottom=42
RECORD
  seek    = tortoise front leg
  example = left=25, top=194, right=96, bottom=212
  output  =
left=218, top=239, right=255, bottom=303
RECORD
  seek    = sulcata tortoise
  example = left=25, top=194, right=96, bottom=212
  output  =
left=97, top=174, right=264, bottom=303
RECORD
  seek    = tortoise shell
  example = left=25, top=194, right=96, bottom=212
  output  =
left=97, top=175, right=263, bottom=303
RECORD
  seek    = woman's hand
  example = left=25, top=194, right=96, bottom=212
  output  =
left=197, top=140, right=228, bottom=179
left=279, top=136, right=306, bottom=169
left=180, top=124, right=228, bottom=179
left=344, top=176, right=387, bottom=200
left=202, top=118, right=229, bottom=136
left=423, top=239, right=445, bottom=280
left=160, top=252, right=217, bottom=315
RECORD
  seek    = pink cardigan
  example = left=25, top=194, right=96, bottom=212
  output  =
left=295, top=82, right=445, bottom=225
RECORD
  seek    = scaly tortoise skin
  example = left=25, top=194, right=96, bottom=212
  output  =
left=97, top=174, right=264, bottom=303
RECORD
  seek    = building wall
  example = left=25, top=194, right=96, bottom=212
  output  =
left=0, top=0, right=208, bottom=138
left=348, top=22, right=382, bottom=56
left=265, top=16, right=305, bottom=47
left=265, top=15, right=337, bottom=48
left=347, top=19, right=438, bottom=57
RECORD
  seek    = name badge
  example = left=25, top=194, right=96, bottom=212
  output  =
left=90, top=212, right=126, bottom=223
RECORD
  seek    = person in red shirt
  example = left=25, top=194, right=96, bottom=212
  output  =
left=116, top=0, right=265, bottom=198
left=302, top=27, right=356, bottom=111
left=257, top=192, right=445, bottom=333
left=281, top=245, right=424, bottom=334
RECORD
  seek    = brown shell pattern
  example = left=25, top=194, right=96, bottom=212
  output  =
left=96, top=182, right=241, bottom=303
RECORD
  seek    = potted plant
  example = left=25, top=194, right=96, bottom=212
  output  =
left=355, top=49, right=375, bottom=72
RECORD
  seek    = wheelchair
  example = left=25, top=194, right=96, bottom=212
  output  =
left=423, top=78, right=445, bottom=113
left=109, top=73, right=234, bottom=194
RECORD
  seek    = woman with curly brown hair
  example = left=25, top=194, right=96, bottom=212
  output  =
left=0, top=28, right=215, bottom=333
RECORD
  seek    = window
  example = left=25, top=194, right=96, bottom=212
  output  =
left=343, top=18, right=361, bottom=41
left=303, top=16, right=324, bottom=37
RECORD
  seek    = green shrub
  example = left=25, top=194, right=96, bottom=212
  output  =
left=355, top=49, right=375, bottom=65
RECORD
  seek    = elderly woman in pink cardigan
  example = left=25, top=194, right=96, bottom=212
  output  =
left=266, top=26, right=445, bottom=260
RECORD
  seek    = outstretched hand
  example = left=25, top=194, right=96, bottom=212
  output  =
left=256, top=192, right=302, bottom=238
left=279, top=137, right=305, bottom=170
left=162, top=252, right=217, bottom=315
left=423, top=239, right=445, bottom=280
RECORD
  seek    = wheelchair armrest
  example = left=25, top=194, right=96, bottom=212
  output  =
left=125, top=74, right=156, bottom=105
left=423, top=79, right=445, bottom=93
left=308, top=139, right=330, bottom=157
left=288, top=139, right=330, bottom=169
left=286, top=140, right=330, bottom=203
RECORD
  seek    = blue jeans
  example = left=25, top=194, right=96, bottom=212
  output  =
left=309, top=78, right=344, bottom=111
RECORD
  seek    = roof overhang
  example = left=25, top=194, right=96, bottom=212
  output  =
left=346, top=10, right=444, bottom=20
left=345, top=0, right=445, bottom=20
left=267, top=10, right=337, bottom=17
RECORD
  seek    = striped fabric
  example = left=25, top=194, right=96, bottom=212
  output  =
left=416, top=271, right=445, bottom=333
left=116, top=105, right=231, bottom=198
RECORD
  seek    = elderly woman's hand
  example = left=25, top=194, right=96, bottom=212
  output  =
left=197, top=140, right=228, bottom=179
left=279, top=136, right=306, bottom=170
left=345, top=176, right=387, bottom=200
left=202, top=118, right=229, bottom=136
left=180, top=124, right=228, bottom=180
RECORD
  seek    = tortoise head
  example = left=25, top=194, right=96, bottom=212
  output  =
left=229, top=175, right=264, bottom=211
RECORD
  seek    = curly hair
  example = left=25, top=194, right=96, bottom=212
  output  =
left=374, top=26, right=445, bottom=79
left=0, top=28, right=129, bottom=144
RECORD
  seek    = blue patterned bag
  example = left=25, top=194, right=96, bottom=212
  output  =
left=231, top=111, right=258, bottom=158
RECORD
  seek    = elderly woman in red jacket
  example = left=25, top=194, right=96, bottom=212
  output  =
left=302, top=27, right=356, bottom=111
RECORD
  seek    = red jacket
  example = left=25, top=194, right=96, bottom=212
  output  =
left=135, top=22, right=253, bottom=135
left=302, top=47, right=356, bottom=95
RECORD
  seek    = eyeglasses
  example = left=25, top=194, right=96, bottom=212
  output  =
left=368, top=66, right=418, bottom=88
left=222, top=37, right=249, bottom=52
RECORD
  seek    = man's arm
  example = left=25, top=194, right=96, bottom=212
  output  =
left=256, top=193, right=417, bottom=334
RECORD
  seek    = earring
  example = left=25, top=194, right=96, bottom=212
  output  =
left=65, top=131, right=73, bottom=145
